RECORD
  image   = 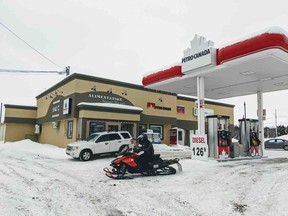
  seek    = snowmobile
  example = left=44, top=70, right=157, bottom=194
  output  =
left=103, top=145, right=182, bottom=179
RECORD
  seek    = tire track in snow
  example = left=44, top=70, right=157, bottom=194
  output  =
left=256, top=162, right=288, bottom=216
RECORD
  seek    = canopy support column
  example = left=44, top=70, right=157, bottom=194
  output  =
left=257, top=91, right=265, bottom=155
left=197, top=76, right=205, bottom=134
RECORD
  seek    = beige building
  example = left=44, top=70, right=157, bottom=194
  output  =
left=3, top=73, right=234, bottom=148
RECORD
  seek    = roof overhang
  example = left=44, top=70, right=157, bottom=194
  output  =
left=77, top=102, right=143, bottom=114
left=142, top=27, right=288, bottom=100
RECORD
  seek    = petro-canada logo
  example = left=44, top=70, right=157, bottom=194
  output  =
left=181, top=34, right=216, bottom=73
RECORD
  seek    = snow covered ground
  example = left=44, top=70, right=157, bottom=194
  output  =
left=1, top=140, right=288, bottom=216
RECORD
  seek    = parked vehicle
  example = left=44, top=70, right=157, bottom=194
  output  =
left=264, top=138, right=288, bottom=150
left=66, top=131, right=134, bottom=161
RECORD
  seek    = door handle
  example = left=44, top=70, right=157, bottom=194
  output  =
left=118, top=141, right=121, bottom=143
left=105, top=142, right=109, bottom=145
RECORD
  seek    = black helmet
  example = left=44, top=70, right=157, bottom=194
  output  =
left=141, top=128, right=147, bottom=134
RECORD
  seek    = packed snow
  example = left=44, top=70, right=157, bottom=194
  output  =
left=1, top=140, right=288, bottom=216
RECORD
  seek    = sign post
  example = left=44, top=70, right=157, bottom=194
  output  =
left=191, top=134, right=208, bottom=160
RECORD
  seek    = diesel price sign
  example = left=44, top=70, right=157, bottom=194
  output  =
left=191, top=134, right=208, bottom=160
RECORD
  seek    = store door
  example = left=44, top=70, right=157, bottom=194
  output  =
left=121, top=123, right=134, bottom=137
left=178, top=129, right=185, bottom=145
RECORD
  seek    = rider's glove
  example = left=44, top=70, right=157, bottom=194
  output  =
left=134, top=147, right=140, bottom=153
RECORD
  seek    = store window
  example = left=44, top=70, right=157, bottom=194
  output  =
left=67, top=120, right=73, bottom=139
left=108, top=125, right=119, bottom=132
left=89, top=121, right=105, bottom=135
left=121, top=123, right=134, bottom=137
left=150, top=125, right=163, bottom=139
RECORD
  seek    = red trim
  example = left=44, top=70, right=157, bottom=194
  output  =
left=217, top=33, right=288, bottom=64
left=142, top=65, right=183, bottom=86
left=142, top=32, right=288, bottom=86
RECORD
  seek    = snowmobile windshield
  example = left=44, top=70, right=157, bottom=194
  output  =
left=86, top=133, right=100, bottom=142
left=118, top=145, right=129, bottom=155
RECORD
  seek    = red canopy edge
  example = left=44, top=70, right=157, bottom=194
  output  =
left=142, top=65, right=183, bottom=86
left=217, top=33, right=288, bottom=64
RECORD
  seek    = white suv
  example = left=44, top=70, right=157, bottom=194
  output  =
left=66, top=131, right=134, bottom=161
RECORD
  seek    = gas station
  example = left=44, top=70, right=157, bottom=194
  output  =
left=142, top=26, right=288, bottom=159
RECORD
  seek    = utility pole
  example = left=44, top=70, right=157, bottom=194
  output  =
left=0, top=102, right=2, bottom=123
left=275, top=109, right=278, bottom=137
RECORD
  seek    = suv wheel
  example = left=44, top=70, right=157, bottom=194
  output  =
left=284, top=146, right=288, bottom=151
left=80, top=149, right=92, bottom=161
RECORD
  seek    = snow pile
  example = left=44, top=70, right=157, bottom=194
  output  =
left=153, top=143, right=191, bottom=151
left=276, top=134, right=288, bottom=140
left=153, top=143, right=191, bottom=159
left=1, top=139, right=68, bottom=160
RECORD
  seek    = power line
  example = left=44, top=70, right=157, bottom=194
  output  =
left=0, top=21, right=63, bottom=69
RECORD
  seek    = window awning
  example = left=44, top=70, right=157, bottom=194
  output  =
left=77, top=102, right=143, bottom=114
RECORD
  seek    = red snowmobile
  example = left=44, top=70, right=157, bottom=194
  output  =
left=103, top=146, right=182, bottom=179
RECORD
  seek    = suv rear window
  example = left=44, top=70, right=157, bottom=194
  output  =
left=120, top=132, right=131, bottom=139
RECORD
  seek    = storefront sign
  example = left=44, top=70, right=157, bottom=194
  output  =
left=86, top=92, right=133, bottom=106
left=193, top=107, right=214, bottom=116
left=182, top=35, right=216, bottom=74
left=88, top=93, right=123, bottom=103
left=52, top=100, right=60, bottom=118
left=45, top=96, right=73, bottom=122
left=63, top=98, right=72, bottom=115
left=177, top=105, right=185, bottom=113
left=147, top=102, right=171, bottom=111
left=191, top=134, right=208, bottom=160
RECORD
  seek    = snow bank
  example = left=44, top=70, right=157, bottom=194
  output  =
left=276, top=135, right=288, bottom=140
left=153, top=144, right=191, bottom=159
left=0, top=139, right=69, bottom=160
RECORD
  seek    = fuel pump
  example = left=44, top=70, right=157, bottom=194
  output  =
left=238, top=119, right=261, bottom=157
left=207, top=115, right=231, bottom=159
left=169, top=127, right=186, bottom=145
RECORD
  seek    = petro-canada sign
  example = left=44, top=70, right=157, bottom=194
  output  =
left=181, top=34, right=216, bottom=74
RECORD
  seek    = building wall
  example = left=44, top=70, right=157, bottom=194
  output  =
left=4, top=123, right=36, bottom=142
left=0, top=123, right=5, bottom=141
left=74, top=78, right=177, bottom=118
left=4, top=105, right=37, bottom=143
left=37, top=79, right=77, bottom=119
left=163, top=124, right=172, bottom=144
left=38, top=118, right=77, bottom=147
left=5, top=107, right=37, bottom=119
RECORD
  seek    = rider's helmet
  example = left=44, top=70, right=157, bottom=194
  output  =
left=138, top=128, right=147, bottom=145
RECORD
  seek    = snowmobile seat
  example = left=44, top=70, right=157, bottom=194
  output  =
left=154, top=154, right=160, bottom=159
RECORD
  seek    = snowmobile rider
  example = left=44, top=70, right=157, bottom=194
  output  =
left=134, top=129, right=154, bottom=169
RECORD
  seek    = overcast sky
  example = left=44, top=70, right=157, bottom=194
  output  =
left=0, top=0, right=287, bottom=126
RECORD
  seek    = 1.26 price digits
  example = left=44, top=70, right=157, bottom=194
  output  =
left=192, top=146, right=206, bottom=156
